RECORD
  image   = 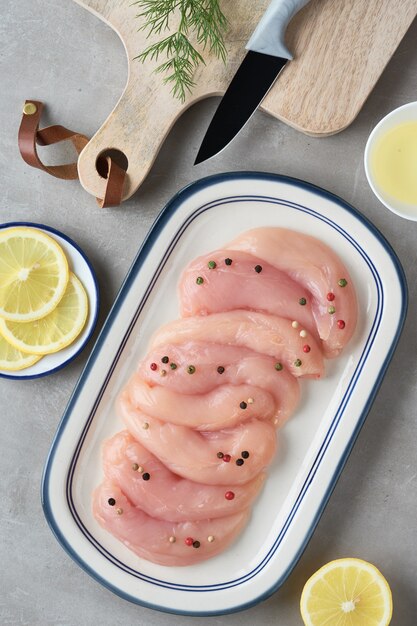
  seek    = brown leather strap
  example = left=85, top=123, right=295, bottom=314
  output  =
left=96, top=156, right=127, bottom=208
left=18, top=100, right=126, bottom=207
left=18, top=100, right=88, bottom=179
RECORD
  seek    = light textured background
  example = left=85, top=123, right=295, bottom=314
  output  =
left=1, top=2, right=417, bottom=625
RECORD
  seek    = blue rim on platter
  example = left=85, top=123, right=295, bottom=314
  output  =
left=41, top=172, right=408, bottom=615
left=0, top=221, right=100, bottom=380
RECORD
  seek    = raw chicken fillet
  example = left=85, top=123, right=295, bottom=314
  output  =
left=93, top=228, right=357, bottom=566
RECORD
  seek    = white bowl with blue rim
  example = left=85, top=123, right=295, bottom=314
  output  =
left=0, top=222, right=99, bottom=380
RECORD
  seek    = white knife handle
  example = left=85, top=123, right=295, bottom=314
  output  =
left=246, top=0, right=311, bottom=60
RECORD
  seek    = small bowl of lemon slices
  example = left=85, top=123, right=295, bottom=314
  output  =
left=0, top=223, right=99, bottom=379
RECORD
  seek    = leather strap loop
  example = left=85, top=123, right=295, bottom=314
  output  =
left=96, top=157, right=127, bottom=208
left=18, top=100, right=126, bottom=207
left=18, top=100, right=88, bottom=180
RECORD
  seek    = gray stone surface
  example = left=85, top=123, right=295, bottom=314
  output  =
left=1, top=2, right=417, bottom=624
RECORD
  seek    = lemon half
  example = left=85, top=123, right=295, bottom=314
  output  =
left=0, top=333, right=42, bottom=371
left=0, top=227, right=69, bottom=322
left=300, top=558, right=393, bottom=626
left=0, top=273, right=88, bottom=355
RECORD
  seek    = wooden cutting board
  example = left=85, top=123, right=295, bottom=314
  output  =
left=73, top=0, right=417, bottom=201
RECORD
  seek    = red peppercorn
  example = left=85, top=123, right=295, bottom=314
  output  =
left=337, top=320, right=346, bottom=329
left=185, top=537, right=194, bottom=546
left=327, top=292, right=335, bottom=301
left=225, top=491, right=235, bottom=500
left=150, top=363, right=157, bottom=371
left=303, top=345, right=311, bottom=353
left=223, top=454, right=231, bottom=463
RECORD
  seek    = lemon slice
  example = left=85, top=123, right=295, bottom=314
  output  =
left=0, top=333, right=42, bottom=371
left=0, top=227, right=69, bottom=322
left=0, top=273, right=88, bottom=355
left=300, top=558, right=393, bottom=626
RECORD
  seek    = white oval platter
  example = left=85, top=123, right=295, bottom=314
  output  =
left=42, top=173, right=407, bottom=616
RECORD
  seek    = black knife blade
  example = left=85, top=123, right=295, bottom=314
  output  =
left=195, top=51, right=287, bottom=165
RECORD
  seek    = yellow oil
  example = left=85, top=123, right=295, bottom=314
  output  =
left=371, top=120, right=417, bottom=206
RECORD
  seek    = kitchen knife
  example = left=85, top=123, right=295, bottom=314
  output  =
left=194, top=0, right=311, bottom=165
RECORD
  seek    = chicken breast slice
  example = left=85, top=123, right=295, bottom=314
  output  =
left=227, top=228, right=357, bottom=357
left=150, top=310, right=325, bottom=379
left=102, top=431, right=266, bottom=522
left=179, top=249, right=318, bottom=340
left=118, top=389, right=277, bottom=486
left=93, top=481, right=250, bottom=566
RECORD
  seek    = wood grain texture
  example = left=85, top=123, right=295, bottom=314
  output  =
left=73, top=0, right=417, bottom=200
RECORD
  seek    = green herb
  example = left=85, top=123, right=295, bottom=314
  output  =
left=133, top=1, right=228, bottom=101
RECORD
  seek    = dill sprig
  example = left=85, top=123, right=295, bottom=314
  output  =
left=133, top=1, right=228, bottom=102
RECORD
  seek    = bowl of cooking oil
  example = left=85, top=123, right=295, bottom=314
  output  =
left=364, top=102, right=417, bottom=220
